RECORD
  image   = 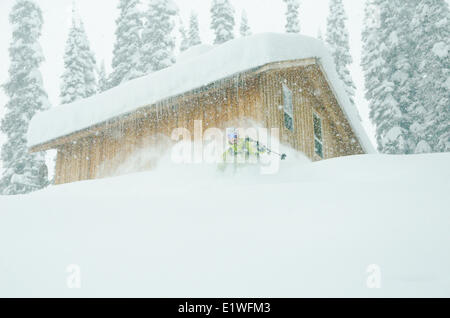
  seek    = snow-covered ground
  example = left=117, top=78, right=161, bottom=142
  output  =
left=0, top=152, right=449, bottom=297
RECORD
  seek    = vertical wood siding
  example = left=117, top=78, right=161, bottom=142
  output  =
left=54, top=63, right=365, bottom=184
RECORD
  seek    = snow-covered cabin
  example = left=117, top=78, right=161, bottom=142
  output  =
left=28, top=33, right=375, bottom=184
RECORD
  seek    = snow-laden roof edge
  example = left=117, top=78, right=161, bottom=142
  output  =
left=176, top=44, right=215, bottom=64
left=28, top=33, right=376, bottom=154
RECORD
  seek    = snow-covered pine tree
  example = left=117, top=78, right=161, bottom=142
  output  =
left=362, top=0, right=418, bottom=154
left=370, top=0, right=408, bottom=154
left=188, top=12, right=202, bottom=47
left=110, top=0, right=143, bottom=88
left=78, top=20, right=97, bottom=98
left=388, top=0, right=420, bottom=154
left=141, top=0, right=177, bottom=74
left=411, top=0, right=450, bottom=153
left=325, top=0, right=356, bottom=105
left=0, top=0, right=50, bottom=195
left=179, top=18, right=190, bottom=52
left=283, top=0, right=300, bottom=33
left=362, top=0, right=384, bottom=150
left=210, top=0, right=235, bottom=44
left=60, top=9, right=97, bottom=104
left=98, top=60, right=109, bottom=92
left=240, top=10, right=251, bottom=37
left=60, top=12, right=86, bottom=105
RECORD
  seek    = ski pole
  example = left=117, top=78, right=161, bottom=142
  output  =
left=246, top=137, right=287, bottom=160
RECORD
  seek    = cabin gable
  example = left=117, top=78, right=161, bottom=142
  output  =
left=257, top=63, right=364, bottom=162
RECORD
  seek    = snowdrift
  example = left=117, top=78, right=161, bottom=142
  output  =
left=0, top=153, right=449, bottom=297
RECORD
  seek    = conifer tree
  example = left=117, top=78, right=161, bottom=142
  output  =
left=283, top=0, right=300, bottom=33
left=188, top=12, right=202, bottom=47
left=239, top=10, right=251, bottom=37
left=326, top=0, right=356, bottom=105
left=362, top=0, right=419, bottom=154
left=411, top=0, right=450, bottom=152
left=78, top=20, right=97, bottom=98
left=364, top=0, right=408, bottom=153
left=0, top=0, right=50, bottom=195
left=179, top=18, right=189, bottom=52
left=98, top=60, right=109, bottom=92
left=210, top=0, right=235, bottom=44
left=362, top=0, right=383, bottom=149
left=60, top=8, right=97, bottom=104
left=60, top=13, right=86, bottom=104
left=110, top=0, right=143, bottom=87
left=141, top=0, right=177, bottom=73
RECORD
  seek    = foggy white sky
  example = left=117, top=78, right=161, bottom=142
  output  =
left=0, top=0, right=377, bottom=171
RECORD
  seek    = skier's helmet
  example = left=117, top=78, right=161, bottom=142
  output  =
left=227, top=129, right=238, bottom=144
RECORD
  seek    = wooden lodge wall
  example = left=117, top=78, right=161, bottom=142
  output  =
left=47, top=60, right=364, bottom=185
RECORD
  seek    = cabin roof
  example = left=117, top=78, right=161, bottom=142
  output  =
left=27, top=33, right=376, bottom=154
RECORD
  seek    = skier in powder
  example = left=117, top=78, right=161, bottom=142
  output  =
left=219, top=129, right=287, bottom=172
left=222, top=130, right=262, bottom=162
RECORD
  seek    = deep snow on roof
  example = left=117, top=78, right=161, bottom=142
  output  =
left=176, top=43, right=215, bottom=64
left=27, top=33, right=375, bottom=153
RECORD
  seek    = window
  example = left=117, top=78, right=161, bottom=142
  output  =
left=313, top=113, right=324, bottom=158
left=283, top=84, right=294, bottom=131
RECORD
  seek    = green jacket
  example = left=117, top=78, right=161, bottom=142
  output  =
left=222, top=138, right=264, bottom=162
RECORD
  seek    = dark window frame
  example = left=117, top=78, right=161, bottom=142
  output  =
left=282, top=84, right=294, bottom=132
left=313, top=112, right=324, bottom=158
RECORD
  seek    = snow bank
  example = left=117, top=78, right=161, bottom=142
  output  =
left=27, top=33, right=375, bottom=154
left=0, top=153, right=449, bottom=297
